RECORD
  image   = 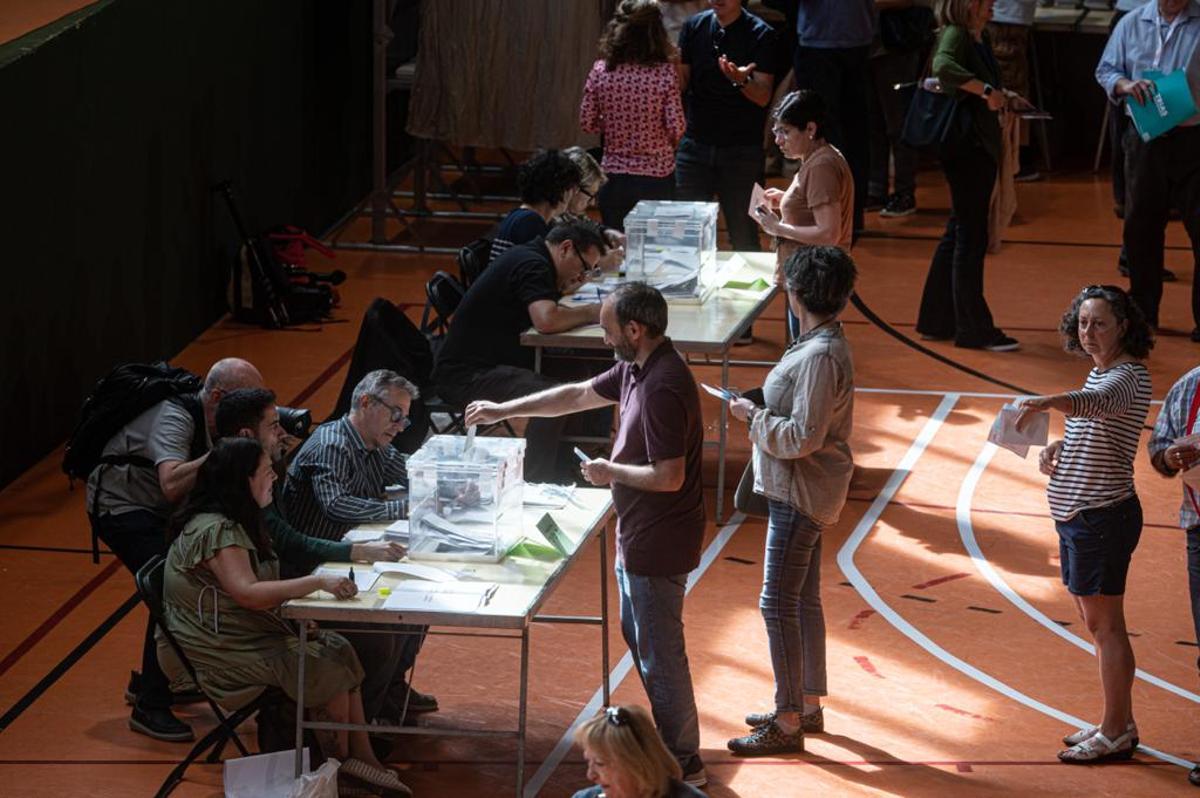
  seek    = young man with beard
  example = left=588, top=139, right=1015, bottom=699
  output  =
left=465, top=283, right=709, bottom=787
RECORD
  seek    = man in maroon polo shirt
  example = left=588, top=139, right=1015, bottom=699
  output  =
left=465, top=282, right=708, bottom=787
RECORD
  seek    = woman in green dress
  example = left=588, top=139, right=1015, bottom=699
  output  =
left=159, top=437, right=409, bottom=795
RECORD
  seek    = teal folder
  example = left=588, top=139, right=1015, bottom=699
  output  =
left=1127, top=69, right=1198, bottom=142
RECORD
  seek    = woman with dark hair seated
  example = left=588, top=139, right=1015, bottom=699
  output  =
left=726, top=246, right=857, bottom=756
left=1016, top=285, right=1153, bottom=764
left=489, top=149, right=583, bottom=264
left=572, top=705, right=704, bottom=798
left=750, top=90, right=854, bottom=340
left=159, top=437, right=410, bottom=795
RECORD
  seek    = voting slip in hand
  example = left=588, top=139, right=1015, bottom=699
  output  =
left=747, top=182, right=767, bottom=220
left=700, top=383, right=741, bottom=403
left=988, top=403, right=1049, bottom=459
left=1173, top=434, right=1200, bottom=490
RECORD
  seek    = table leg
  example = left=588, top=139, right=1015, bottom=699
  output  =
left=516, top=626, right=530, bottom=797
left=294, top=621, right=307, bottom=778
left=599, top=522, right=610, bottom=708
left=716, top=353, right=730, bottom=522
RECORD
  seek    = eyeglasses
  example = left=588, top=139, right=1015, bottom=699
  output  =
left=579, top=186, right=597, bottom=205
left=371, top=395, right=412, bottom=430
left=573, top=245, right=600, bottom=275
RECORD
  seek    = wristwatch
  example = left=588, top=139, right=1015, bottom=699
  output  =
left=982, top=83, right=994, bottom=97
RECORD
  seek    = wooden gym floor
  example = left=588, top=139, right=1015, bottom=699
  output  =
left=0, top=168, right=1197, bottom=797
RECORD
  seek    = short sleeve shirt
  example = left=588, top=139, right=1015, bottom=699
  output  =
left=776, top=143, right=855, bottom=266
left=85, top=397, right=209, bottom=518
left=591, top=340, right=705, bottom=576
left=434, top=238, right=561, bottom=378
left=489, top=208, right=549, bottom=264
left=680, top=9, right=781, bottom=146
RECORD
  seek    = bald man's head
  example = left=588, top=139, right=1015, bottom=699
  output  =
left=201, top=358, right=264, bottom=409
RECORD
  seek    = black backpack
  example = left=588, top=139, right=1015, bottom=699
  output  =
left=63, top=361, right=206, bottom=485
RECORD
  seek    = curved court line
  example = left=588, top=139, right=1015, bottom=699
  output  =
left=956, top=441, right=1200, bottom=708
left=835, top=393, right=1191, bottom=769
left=523, top=511, right=748, bottom=796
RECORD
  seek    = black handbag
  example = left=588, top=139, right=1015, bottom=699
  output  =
left=734, top=460, right=769, bottom=518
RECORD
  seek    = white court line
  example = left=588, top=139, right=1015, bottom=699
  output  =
left=854, top=386, right=1163, bottom=405
left=523, top=511, right=748, bottom=797
left=835, top=393, right=1192, bottom=769
left=957, top=440, right=1200, bottom=708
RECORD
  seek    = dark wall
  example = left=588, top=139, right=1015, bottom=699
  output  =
left=0, top=0, right=371, bottom=490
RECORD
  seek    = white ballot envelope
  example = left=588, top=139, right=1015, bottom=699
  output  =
left=988, top=403, right=1049, bottom=458
left=748, top=182, right=767, bottom=220
left=1174, top=434, right=1200, bottom=490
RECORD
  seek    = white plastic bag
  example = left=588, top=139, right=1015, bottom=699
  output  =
left=288, top=758, right=339, bottom=798
left=223, top=748, right=315, bottom=798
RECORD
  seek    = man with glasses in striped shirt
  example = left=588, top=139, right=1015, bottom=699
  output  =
left=283, top=369, right=438, bottom=724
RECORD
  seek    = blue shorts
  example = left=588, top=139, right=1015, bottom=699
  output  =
left=1054, top=495, right=1142, bottom=597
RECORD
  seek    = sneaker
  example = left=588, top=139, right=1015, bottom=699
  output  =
left=1014, top=166, right=1041, bottom=183
left=983, top=335, right=1021, bottom=352
left=880, top=193, right=916, bottom=218
left=681, top=760, right=708, bottom=788
left=744, top=706, right=824, bottom=733
left=129, top=705, right=194, bottom=742
left=124, top=670, right=205, bottom=706
left=728, top=720, right=804, bottom=757
left=390, top=684, right=439, bottom=715
left=864, top=194, right=886, bottom=212
left=918, top=332, right=953, bottom=342
left=1164, top=268, right=1177, bottom=282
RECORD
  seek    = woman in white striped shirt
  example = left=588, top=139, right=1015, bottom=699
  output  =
left=1017, top=285, right=1153, bottom=765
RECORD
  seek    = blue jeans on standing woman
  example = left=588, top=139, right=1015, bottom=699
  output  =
left=762, top=499, right=827, bottom=712
left=1189, top=526, right=1200, bottom=672
left=615, top=564, right=702, bottom=773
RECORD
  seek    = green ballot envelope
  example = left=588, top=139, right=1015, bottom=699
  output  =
left=1128, top=70, right=1199, bottom=142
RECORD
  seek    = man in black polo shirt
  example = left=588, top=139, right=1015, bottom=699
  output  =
left=676, top=0, right=780, bottom=253
left=464, top=283, right=708, bottom=787
left=433, top=217, right=607, bottom=483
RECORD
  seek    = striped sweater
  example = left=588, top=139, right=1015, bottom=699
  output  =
left=1047, top=362, right=1151, bottom=522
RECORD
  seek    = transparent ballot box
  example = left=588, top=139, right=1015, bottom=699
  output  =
left=406, top=435, right=526, bottom=563
left=623, top=200, right=720, bottom=302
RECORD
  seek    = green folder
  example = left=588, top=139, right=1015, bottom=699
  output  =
left=1127, top=69, right=1198, bottom=142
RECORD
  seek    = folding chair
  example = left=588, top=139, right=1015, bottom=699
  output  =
left=134, top=556, right=285, bottom=798
left=456, top=236, right=492, bottom=289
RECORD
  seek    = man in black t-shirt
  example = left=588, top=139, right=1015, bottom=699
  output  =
left=676, top=0, right=780, bottom=253
left=433, top=217, right=607, bottom=483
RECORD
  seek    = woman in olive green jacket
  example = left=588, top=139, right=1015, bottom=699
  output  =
left=915, top=0, right=1018, bottom=352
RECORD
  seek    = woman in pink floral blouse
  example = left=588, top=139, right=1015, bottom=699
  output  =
left=579, top=0, right=686, bottom=231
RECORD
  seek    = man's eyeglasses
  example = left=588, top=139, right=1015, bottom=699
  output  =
left=371, top=395, right=412, bottom=430
left=573, top=246, right=600, bottom=275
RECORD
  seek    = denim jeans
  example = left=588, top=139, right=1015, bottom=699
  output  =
left=598, top=173, right=675, bottom=231
left=615, top=564, right=701, bottom=771
left=1188, top=526, right=1200, bottom=672
left=674, top=136, right=763, bottom=252
left=762, top=500, right=827, bottom=712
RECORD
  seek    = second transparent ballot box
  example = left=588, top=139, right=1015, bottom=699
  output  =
left=623, top=200, right=720, bottom=300
left=406, top=435, right=526, bottom=563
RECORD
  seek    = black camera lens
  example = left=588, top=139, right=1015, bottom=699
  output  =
left=277, top=406, right=312, bottom=437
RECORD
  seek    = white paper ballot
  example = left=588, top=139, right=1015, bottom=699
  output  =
left=1173, top=434, right=1200, bottom=490
left=465, top=424, right=477, bottom=453
left=382, top=581, right=499, bottom=612
left=343, top=528, right=386, bottom=543
left=700, top=383, right=740, bottom=402
left=386, top=519, right=410, bottom=536
left=372, top=560, right=458, bottom=582
left=314, top=566, right=379, bottom=592
left=988, top=403, right=1049, bottom=458
left=748, top=182, right=767, bottom=220
left=524, top=482, right=576, bottom=508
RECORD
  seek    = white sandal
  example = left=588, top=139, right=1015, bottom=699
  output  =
left=1058, top=729, right=1136, bottom=764
left=1062, top=721, right=1138, bottom=748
